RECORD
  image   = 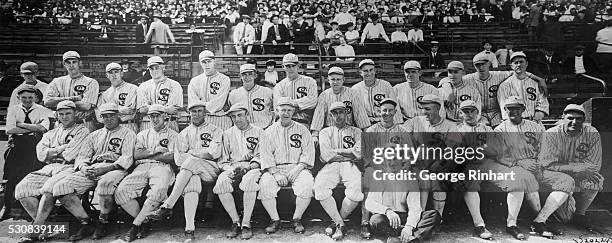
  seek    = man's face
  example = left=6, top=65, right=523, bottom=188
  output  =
left=575, top=49, right=584, bottom=56
left=404, top=69, right=420, bottom=83
left=360, top=64, right=376, bottom=81
left=328, top=74, right=344, bottom=92
left=380, top=103, right=396, bottom=123
left=564, top=111, right=585, bottom=133
left=63, top=59, right=81, bottom=75
left=122, top=63, right=130, bottom=70
left=483, top=43, right=492, bottom=51
left=323, top=42, right=331, bottom=48
left=506, top=44, right=514, bottom=50
left=272, top=16, right=280, bottom=24
left=19, top=91, right=36, bottom=108
left=21, top=72, right=37, bottom=83
left=474, top=61, right=490, bottom=73
left=505, top=106, right=525, bottom=124
left=241, top=70, right=256, bottom=87
left=330, top=108, right=347, bottom=126
left=57, top=108, right=76, bottom=127
left=190, top=106, right=207, bottom=125
left=460, top=107, right=479, bottom=125
left=283, top=62, right=298, bottom=76
left=150, top=112, right=167, bottom=129
left=431, top=45, right=439, bottom=52
left=200, top=58, right=216, bottom=75
left=229, top=110, right=249, bottom=128
left=510, top=57, right=528, bottom=74
left=102, top=113, right=121, bottom=130
left=544, top=49, right=554, bottom=56
left=106, top=69, right=123, bottom=86
left=448, top=68, right=464, bottom=82
left=149, top=64, right=165, bottom=79
left=422, top=103, right=441, bottom=123
left=276, top=105, right=296, bottom=121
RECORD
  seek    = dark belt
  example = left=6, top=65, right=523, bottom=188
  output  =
left=120, top=120, right=136, bottom=124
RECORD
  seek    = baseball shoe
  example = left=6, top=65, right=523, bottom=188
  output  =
left=360, top=223, right=372, bottom=239
left=146, top=207, right=172, bottom=222
left=17, top=233, right=39, bottom=243
left=265, top=220, right=281, bottom=234
left=137, top=223, right=150, bottom=239
left=226, top=223, right=240, bottom=238
left=68, top=223, right=95, bottom=241
left=124, top=225, right=139, bottom=242
left=530, top=221, right=553, bottom=238
left=240, top=226, right=253, bottom=240
left=292, top=218, right=305, bottom=233
left=331, top=224, right=345, bottom=241
left=506, top=226, right=525, bottom=240
left=184, top=230, right=195, bottom=242
left=474, top=226, right=493, bottom=239
left=92, top=222, right=108, bottom=240
left=572, top=214, right=595, bottom=231
left=325, top=222, right=335, bottom=236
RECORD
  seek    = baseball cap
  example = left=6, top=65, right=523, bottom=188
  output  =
left=62, top=51, right=80, bottom=61
left=147, top=104, right=166, bottom=115
left=16, top=86, right=36, bottom=95
left=404, top=60, right=421, bottom=70
left=105, top=62, right=122, bottom=72
left=472, top=53, right=489, bottom=64
left=188, top=100, right=207, bottom=110
left=380, top=98, right=398, bottom=107
left=563, top=104, right=586, bottom=115
left=227, top=103, right=249, bottom=114
left=99, top=103, right=120, bottom=115
left=504, top=96, right=525, bottom=108
left=419, top=94, right=442, bottom=106
left=20, top=62, right=38, bottom=74
left=358, top=59, right=375, bottom=69
left=56, top=100, right=76, bottom=110
left=199, top=50, right=215, bottom=62
left=240, top=64, right=256, bottom=74
left=430, top=41, right=440, bottom=45
left=276, top=97, right=297, bottom=108
left=328, top=101, right=347, bottom=112
left=147, top=56, right=164, bottom=67
left=328, top=66, right=344, bottom=75
left=459, top=100, right=478, bottom=110
left=509, top=51, right=527, bottom=62
left=447, top=61, right=464, bottom=70
left=282, top=53, right=299, bottom=65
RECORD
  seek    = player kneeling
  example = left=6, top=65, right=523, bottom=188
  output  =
left=314, top=102, right=364, bottom=240
left=114, top=104, right=178, bottom=242
left=213, top=103, right=263, bottom=240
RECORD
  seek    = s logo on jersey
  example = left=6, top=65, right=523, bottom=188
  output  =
left=64, top=134, right=74, bottom=143
left=74, top=85, right=86, bottom=95
left=343, top=101, right=353, bottom=114
left=252, top=98, right=265, bottom=111
left=296, top=87, right=307, bottom=98
left=246, top=137, right=258, bottom=150
left=576, top=142, right=590, bottom=160
left=526, top=87, right=537, bottom=101
left=118, top=93, right=128, bottom=106
left=373, top=94, right=385, bottom=106
left=488, top=85, right=499, bottom=98
left=210, top=82, right=220, bottom=95
left=390, top=136, right=401, bottom=144
left=342, top=136, right=355, bottom=148
left=290, top=134, right=302, bottom=148
left=159, top=88, right=170, bottom=103
left=200, top=133, right=212, bottom=147
left=159, top=139, right=169, bottom=148
left=108, top=138, right=122, bottom=152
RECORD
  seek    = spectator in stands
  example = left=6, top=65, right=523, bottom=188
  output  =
left=320, top=38, right=336, bottom=62
left=120, top=59, right=141, bottom=84
left=495, top=40, right=515, bottom=68
left=234, top=15, right=256, bottom=55
left=360, top=14, right=391, bottom=54
left=251, top=21, right=264, bottom=54
left=261, top=59, right=279, bottom=88
left=335, top=36, right=355, bottom=62
left=135, top=15, right=149, bottom=43
left=407, top=24, right=424, bottom=53
left=391, top=26, right=409, bottom=54
left=265, top=15, right=292, bottom=54
left=344, top=22, right=360, bottom=45
left=145, top=15, right=176, bottom=55
left=596, top=20, right=612, bottom=73
left=563, top=45, right=599, bottom=75
left=476, top=40, right=499, bottom=69
left=532, top=46, right=562, bottom=84
left=313, top=16, right=326, bottom=43
left=528, top=1, right=542, bottom=42
left=96, top=21, right=113, bottom=41
left=81, top=20, right=97, bottom=42
left=426, top=41, right=445, bottom=69
left=326, top=22, right=343, bottom=40
left=333, top=5, right=356, bottom=31
left=293, top=13, right=313, bottom=54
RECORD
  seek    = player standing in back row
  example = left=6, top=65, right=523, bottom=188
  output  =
left=351, top=59, right=402, bottom=125
left=273, top=53, right=318, bottom=126
left=228, top=64, right=274, bottom=129
left=97, top=63, right=139, bottom=132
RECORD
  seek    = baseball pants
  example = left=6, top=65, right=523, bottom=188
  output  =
left=52, top=164, right=128, bottom=197
left=180, top=157, right=220, bottom=195
left=212, top=162, right=261, bottom=194
left=258, top=164, right=314, bottom=200
left=480, top=159, right=540, bottom=192
left=14, top=163, right=73, bottom=200
left=370, top=210, right=441, bottom=239
left=538, top=170, right=575, bottom=193
left=314, top=161, right=363, bottom=202
left=114, top=162, right=175, bottom=205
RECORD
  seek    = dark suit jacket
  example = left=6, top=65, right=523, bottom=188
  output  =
left=426, top=52, right=445, bottom=69
left=321, top=46, right=336, bottom=61
left=265, top=24, right=292, bottom=43
left=136, top=23, right=149, bottom=43
left=293, top=21, right=313, bottom=43
left=562, top=55, right=599, bottom=75
left=532, top=53, right=562, bottom=78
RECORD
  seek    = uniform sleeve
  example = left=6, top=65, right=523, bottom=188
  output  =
left=537, top=130, right=560, bottom=168
left=260, top=129, right=276, bottom=170
left=82, top=78, right=99, bottom=106
left=299, top=127, right=315, bottom=168
left=205, top=76, right=230, bottom=113
left=206, top=127, right=223, bottom=161
left=294, top=78, right=318, bottom=110
left=62, top=126, right=90, bottom=162
left=43, top=79, right=60, bottom=103
left=122, top=85, right=138, bottom=113
left=535, top=84, right=549, bottom=115
left=137, top=84, right=150, bottom=110
left=497, top=81, right=511, bottom=120
left=75, top=133, right=96, bottom=169
left=187, top=78, right=199, bottom=106
left=249, top=129, right=263, bottom=165
left=272, top=83, right=283, bottom=106
left=352, top=129, right=363, bottom=160
left=167, top=81, right=184, bottom=109
left=174, top=130, right=192, bottom=167
left=309, top=95, right=327, bottom=133
left=114, top=131, right=136, bottom=170
left=580, top=130, right=602, bottom=172
left=135, top=131, right=147, bottom=151
left=405, top=192, right=423, bottom=228
left=319, top=128, right=340, bottom=163
left=353, top=94, right=372, bottom=129
left=36, top=131, right=53, bottom=162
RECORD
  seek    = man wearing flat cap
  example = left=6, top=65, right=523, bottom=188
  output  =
left=258, top=97, right=315, bottom=235
left=146, top=101, right=222, bottom=242
left=229, top=64, right=274, bottom=129
left=97, top=62, right=139, bottom=132
left=2, top=86, right=53, bottom=221
left=137, top=56, right=183, bottom=132
left=437, top=61, right=482, bottom=122
left=273, top=53, right=319, bottom=125
left=188, top=50, right=233, bottom=131
left=311, top=66, right=370, bottom=144
left=44, top=51, right=99, bottom=132
left=9, top=61, right=48, bottom=107
left=52, top=103, right=136, bottom=241
left=234, top=15, right=255, bottom=55
left=213, top=103, right=264, bottom=240
left=14, top=100, right=89, bottom=242
left=121, top=59, right=142, bottom=84
left=352, top=59, right=402, bottom=125
left=115, top=104, right=178, bottom=242
left=538, top=104, right=603, bottom=232
left=395, top=60, right=445, bottom=120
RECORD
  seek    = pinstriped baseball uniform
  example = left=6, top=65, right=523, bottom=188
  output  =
left=258, top=121, right=315, bottom=200
left=228, top=85, right=274, bottom=129
left=9, top=80, right=48, bottom=107
left=188, top=72, right=233, bottom=131
left=438, top=77, right=482, bottom=122
left=14, top=123, right=90, bottom=200
left=364, top=123, right=410, bottom=168
left=137, top=78, right=183, bottom=132
left=497, top=75, right=550, bottom=120
left=115, top=126, right=178, bottom=205
left=273, top=75, right=319, bottom=124
left=462, top=71, right=513, bottom=126
left=213, top=125, right=264, bottom=195
left=314, top=125, right=364, bottom=202
left=176, top=122, right=222, bottom=195
left=456, top=122, right=493, bottom=190
left=351, top=79, right=403, bottom=124
left=52, top=126, right=136, bottom=197
left=310, top=87, right=371, bottom=135
left=395, top=82, right=445, bottom=120
left=44, top=75, right=99, bottom=126
left=97, top=81, right=139, bottom=132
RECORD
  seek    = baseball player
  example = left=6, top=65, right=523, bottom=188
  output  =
left=497, top=52, right=550, bottom=123
left=273, top=53, right=318, bottom=125
left=213, top=103, right=263, bottom=240
left=3, top=87, right=52, bottom=221
left=97, top=62, right=139, bottom=132
left=115, top=104, right=178, bottom=242
left=437, top=61, right=482, bottom=122
left=258, top=97, right=315, bottom=234
left=311, top=67, right=370, bottom=144
left=13, top=101, right=89, bottom=242
left=9, top=62, right=48, bottom=107
left=44, top=51, right=99, bottom=131
left=136, top=56, right=183, bottom=132
left=228, top=64, right=274, bottom=129
left=351, top=59, right=402, bottom=125
left=538, top=104, right=603, bottom=232
left=492, top=96, right=572, bottom=239
left=188, top=50, right=233, bottom=131
left=395, top=60, right=445, bottom=120
left=145, top=101, right=222, bottom=242
left=52, top=103, right=135, bottom=241
left=313, top=102, right=364, bottom=240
